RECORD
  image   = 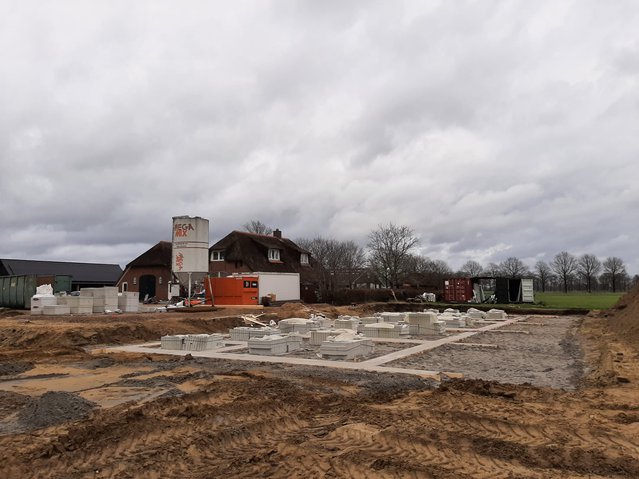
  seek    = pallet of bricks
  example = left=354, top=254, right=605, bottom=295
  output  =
left=118, top=292, right=139, bottom=312
left=58, top=295, right=93, bottom=314
left=81, top=287, right=118, bottom=313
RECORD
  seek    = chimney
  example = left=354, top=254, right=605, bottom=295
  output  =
left=273, top=229, right=282, bottom=239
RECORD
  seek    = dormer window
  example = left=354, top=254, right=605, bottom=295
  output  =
left=268, top=248, right=281, bottom=261
left=211, top=250, right=225, bottom=261
left=300, top=253, right=309, bottom=265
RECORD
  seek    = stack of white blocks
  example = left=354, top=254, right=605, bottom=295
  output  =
left=359, top=316, right=379, bottom=325
left=248, top=334, right=303, bottom=356
left=486, top=309, right=507, bottom=320
left=184, top=334, right=225, bottom=351
left=160, top=334, right=224, bottom=351
left=334, top=318, right=359, bottom=330
left=118, top=292, right=139, bottom=312
left=43, top=304, right=71, bottom=315
left=81, top=287, right=118, bottom=313
left=277, top=318, right=319, bottom=334
left=161, top=335, right=188, bottom=350
left=379, top=312, right=407, bottom=323
left=58, top=296, right=94, bottom=315
left=362, top=323, right=402, bottom=339
left=406, top=312, right=446, bottom=335
left=30, top=296, right=58, bottom=315
left=320, top=337, right=374, bottom=360
left=310, top=329, right=339, bottom=346
left=229, top=327, right=276, bottom=341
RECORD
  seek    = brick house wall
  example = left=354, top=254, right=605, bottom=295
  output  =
left=117, top=265, right=173, bottom=301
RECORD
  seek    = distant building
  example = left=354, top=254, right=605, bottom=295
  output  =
left=116, top=242, right=175, bottom=301
left=0, top=258, right=122, bottom=290
left=117, top=230, right=317, bottom=302
left=209, top=229, right=316, bottom=302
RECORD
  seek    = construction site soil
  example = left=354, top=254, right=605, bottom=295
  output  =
left=0, top=295, right=638, bottom=478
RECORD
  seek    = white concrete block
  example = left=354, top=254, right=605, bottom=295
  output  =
left=43, top=305, right=71, bottom=315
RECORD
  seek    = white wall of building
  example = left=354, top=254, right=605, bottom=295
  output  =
left=254, top=272, right=300, bottom=302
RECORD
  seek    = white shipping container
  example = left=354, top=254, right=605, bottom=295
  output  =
left=254, top=272, right=300, bottom=303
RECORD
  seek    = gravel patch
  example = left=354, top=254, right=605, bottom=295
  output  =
left=17, top=391, right=97, bottom=429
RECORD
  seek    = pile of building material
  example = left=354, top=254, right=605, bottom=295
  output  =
left=379, top=312, right=407, bottom=323
left=248, top=334, right=303, bottom=356
left=334, top=317, right=359, bottom=330
left=486, top=309, right=507, bottom=320
left=466, top=307, right=487, bottom=321
left=30, top=295, right=58, bottom=315
left=229, top=327, right=277, bottom=341
left=81, top=287, right=118, bottom=313
left=438, top=310, right=466, bottom=328
left=361, top=322, right=405, bottom=339
left=359, top=316, right=379, bottom=325
left=310, top=329, right=338, bottom=346
left=406, top=312, right=447, bottom=335
left=310, top=313, right=332, bottom=328
left=184, top=334, right=225, bottom=351
left=43, top=304, right=71, bottom=315
left=161, top=335, right=187, bottom=350
left=58, top=295, right=93, bottom=315
left=277, top=318, right=319, bottom=334
left=161, top=334, right=224, bottom=351
left=319, top=331, right=374, bottom=360
left=118, top=292, right=139, bottom=312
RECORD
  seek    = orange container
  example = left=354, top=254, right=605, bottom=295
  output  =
left=204, top=276, right=259, bottom=305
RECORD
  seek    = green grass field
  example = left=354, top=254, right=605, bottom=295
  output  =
left=534, top=292, right=623, bottom=310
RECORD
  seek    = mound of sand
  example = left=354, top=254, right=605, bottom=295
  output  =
left=608, top=284, right=639, bottom=349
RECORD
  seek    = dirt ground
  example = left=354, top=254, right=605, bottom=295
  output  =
left=0, top=298, right=638, bottom=478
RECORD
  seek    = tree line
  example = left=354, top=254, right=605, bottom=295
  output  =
left=244, top=220, right=635, bottom=294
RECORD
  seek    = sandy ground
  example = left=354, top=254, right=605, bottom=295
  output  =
left=0, top=302, right=638, bottom=478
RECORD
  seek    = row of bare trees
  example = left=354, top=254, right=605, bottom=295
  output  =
left=245, top=220, right=633, bottom=293
left=455, top=252, right=632, bottom=293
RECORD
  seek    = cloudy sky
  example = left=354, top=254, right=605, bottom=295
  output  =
left=1, top=1, right=638, bottom=274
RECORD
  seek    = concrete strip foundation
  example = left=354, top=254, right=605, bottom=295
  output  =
left=103, top=316, right=525, bottom=380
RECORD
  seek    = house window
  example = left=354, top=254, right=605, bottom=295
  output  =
left=133, top=277, right=137, bottom=285
left=268, top=248, right=280, bottom=261
left=159, top=277, right=163, bottom=285
left=211, top=250, right=225, bottom=261
left=300, top=253, right=309, bottom=265
left=121, top=282, right=128, bottom=292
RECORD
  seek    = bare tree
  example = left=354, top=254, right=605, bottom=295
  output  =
left=534, top=261, right=553, bottom=293
left=483, top=262, right=501, bottom=277
left=340, top=240, right=367, bottom=287
left=427, top=259, right=453, bottom=285
left=367, top=223, right=419, bottom=288
left=577, top=254, right=602, bottom=293
left=499, top=257, right=528, bottom=278
left=459, top=260, right=483, bottom=277
left=296, top=237, right=366, bottom=291
left=402, top=255, right=451, bottom=287
left=243, top=220, right=273, bottom=235
left=602, top=256, right=627, bottom=293
left=552, top=251, right=577, bottom=293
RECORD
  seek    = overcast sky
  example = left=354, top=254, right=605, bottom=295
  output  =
left=1, top=1, right=638, bottom=274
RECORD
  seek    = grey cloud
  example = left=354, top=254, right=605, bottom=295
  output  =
left=1, top=1, right=638, bottom=275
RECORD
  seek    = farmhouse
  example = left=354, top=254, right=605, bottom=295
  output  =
left=0, top=258, right=122, bottom=290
